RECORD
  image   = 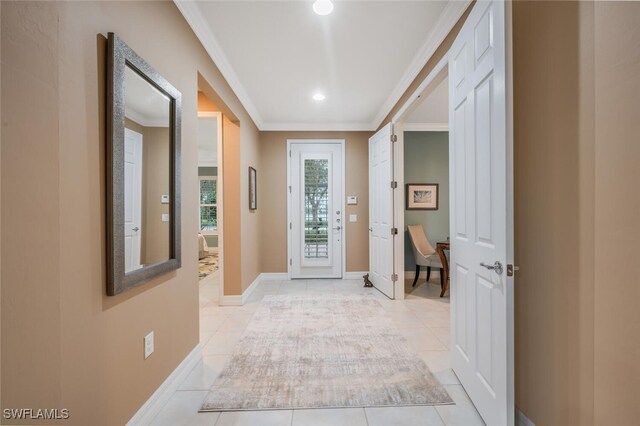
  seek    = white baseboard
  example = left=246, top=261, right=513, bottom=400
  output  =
left=127, top=345, right=201, bottom=425
left=219, top=295, right=242, bottom=306
left=260, top=272, right=288, bottom=281
left=241, top=274, right=261, bottom=304
left=344, top=271, right=368, bottom=280
left=516, top=409, right=536, bottom=426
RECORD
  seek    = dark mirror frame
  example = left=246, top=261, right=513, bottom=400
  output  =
left=106, top=33, right=182, bottom=296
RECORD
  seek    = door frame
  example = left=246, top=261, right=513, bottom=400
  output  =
left=389, top=2, right=515, bottom=422
left=287, top=139, right=346, bottom=280
left=198, top=111, right=224, bottom=302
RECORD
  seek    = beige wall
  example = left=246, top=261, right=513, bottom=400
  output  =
left=513, top=2, right=640, bottom=425
left=1, top=1, right=259, bottom=424
left=259, top=132, right=371, bottom=273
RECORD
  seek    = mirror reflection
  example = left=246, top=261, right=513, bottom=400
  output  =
left=123, top=65, right=171, bottom=272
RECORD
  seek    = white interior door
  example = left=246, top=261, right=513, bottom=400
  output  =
left=289, top=141, right=344, bottom=279
left=449, top=1, right=514, bottom=425
left=124, top=128, right=143, bottom=273
left=368, top=124, right=395, bottom=298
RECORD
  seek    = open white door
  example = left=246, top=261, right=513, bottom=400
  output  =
left=449, top=1, right=514, bottom=425
left=124, top=128, right=143, bottom=272
left=368, top=124, right=396, bottom=298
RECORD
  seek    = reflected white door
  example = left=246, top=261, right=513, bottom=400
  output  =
left=289, top=141, right=344, bottom=279
left=368, top=124, right=395, bottom=298
left=124, top=128, right=143, bottom=272
left=449, top=1, right=514, bottom=425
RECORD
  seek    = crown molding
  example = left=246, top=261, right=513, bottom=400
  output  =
left=176, top=0, right=469, bottom=132
left=372, top=0, right=471, bottom=130
left=260, top=121, right=375, bottom=132
left=174, top=0, right=265, bottom=129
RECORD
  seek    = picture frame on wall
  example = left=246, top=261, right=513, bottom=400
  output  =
left=249, top=166, right=257, bottom=210
left=406, top=183, right=438, bottom=210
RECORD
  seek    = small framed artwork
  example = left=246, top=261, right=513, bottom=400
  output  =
left=406, top=183, right=438, bottom=210
left=249, top=166, right=257, bottom=210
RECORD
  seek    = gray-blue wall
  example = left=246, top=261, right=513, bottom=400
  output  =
left=403, top=132, right=449, bottom=271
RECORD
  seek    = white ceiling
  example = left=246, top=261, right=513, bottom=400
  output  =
left=125, top=66, right=170, bottom=127
left=176, top=1, right=469, bottom=131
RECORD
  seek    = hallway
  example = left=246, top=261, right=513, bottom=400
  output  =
left=149, top=274, right=483, bottom=425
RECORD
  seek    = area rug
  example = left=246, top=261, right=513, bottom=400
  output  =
left=198, top=254, right=218, bottom=280
left=200, top=294, right=452, bottom=412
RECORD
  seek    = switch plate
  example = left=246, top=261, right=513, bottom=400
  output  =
left=349, top=214, right=357, bottom=222
left=161, top=195, right=170, bottom=204
left=161, top=214, right=170, bottom=222
left=144, top=331, right=154, bottom=359
left=347, top=196, right=358, bottom=205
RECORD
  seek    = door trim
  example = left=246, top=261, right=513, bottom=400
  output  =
left=287, top=139, right=346, bottom=279
left=198, top=111, right=224, bottom=303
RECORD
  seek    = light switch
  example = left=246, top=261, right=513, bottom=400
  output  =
left=161, top=195, right=170, bottom=204
left=161, top=214, right=170, bottom=222
left=349, top=214, right=358, bottom=222
left=347, top=196, right=358, bottom=205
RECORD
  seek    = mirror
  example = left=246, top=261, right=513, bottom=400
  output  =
left=107, top=33, right=182, bottom=295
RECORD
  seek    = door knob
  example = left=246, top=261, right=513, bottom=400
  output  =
left=480, top=261, right=503, bottom=275
left=132, top=227, right=140, bottom=232
left=333, top=226, right=342, bottom=231
left=368, top=227, right=373, bottom=232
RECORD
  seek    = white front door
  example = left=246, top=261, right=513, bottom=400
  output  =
left=124, top=128, right=143, bottom=273
left=449, top=1, right=514, bottom=425
left=289, top=141, right=344, bottom=279
left=368, top=124, right=395, bottom=298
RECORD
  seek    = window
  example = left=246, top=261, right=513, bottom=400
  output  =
left=199, top=176, right=217, bottom=233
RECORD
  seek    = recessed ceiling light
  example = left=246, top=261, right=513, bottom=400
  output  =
left=313, top=93, right=326, bottom=101
left=313, top=0, right=334, bottom=16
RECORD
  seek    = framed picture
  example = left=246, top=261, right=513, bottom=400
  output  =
left=406, top=183, right=438, bottom=210
left=249, top=166, right=257, bottom=210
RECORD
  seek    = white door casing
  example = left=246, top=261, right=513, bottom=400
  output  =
left=368, top=124, right=395, bottom=299
left=124, top=128, right=143, bottom=273
left=288, top=141, right=344, bottom=279
left=449, top=1, right=514, bottom=425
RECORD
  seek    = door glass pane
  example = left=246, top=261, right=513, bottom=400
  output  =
left=304, top=159, right=329, bottom=258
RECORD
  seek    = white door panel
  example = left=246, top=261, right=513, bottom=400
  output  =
left=289, top=142, right=343, bottom=279
left=368, top=124, right=395, bottom=298
left=449, top=1, right=513, bottom=425
left=124, top=128, right=143, bottom=273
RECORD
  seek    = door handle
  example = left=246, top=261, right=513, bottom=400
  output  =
left=480, top=261, right=503, bottom=275
left=132, top=227, right=140, bottom=232
left=333, top=226, right=342, bottom=231
left=368, top=227, right=373, bottom=232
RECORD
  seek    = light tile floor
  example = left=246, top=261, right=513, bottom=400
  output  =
left=149, top=273, right=484, bottom=426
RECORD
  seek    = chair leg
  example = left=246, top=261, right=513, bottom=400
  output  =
left=426, top=266, right=432, bottom=282
left=439, top=268, right=444, bottom=288
left=412, top=265, right=421, bottom=287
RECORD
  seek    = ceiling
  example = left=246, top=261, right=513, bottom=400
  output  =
left=404, top=72, right=448, bottom=126
left=176, top=1, right=469, bottom=131
left=125, top=66, right=170, bottom=127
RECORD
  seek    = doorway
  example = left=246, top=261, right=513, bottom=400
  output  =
left=287, top=140, right=345, bottom=279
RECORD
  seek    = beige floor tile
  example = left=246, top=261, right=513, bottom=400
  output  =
left=435, top=385, right=485, bottom=425
left=200, top=315, right=227, bottom=333
left=430, top=327, right=451, bottom=348
left=218, top=313, right=255, bottom=332
left=216, top=409, right=293, bottom=426
left=202, top=331, right=243, bottom=355
left=178, top=355, right=230, bottom=391
left=401, top=328, right=447, bottom=351
left=149, top=391, right=217, bottom=426
left=292, top=408, right=367, bottom=426
left=365, top=405, right=445, bottom=426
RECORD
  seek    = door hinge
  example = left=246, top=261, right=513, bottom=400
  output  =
left=391, top=134, right=398, bottom=143
left=289, top=259, right=292, bottom=266
left=391, top=227, right=398, bottom=235
left=391, top=273, right=398, bottom=282
left=289, top=222, right=292, bottom=230
left=391, top=181, right=398, bottom=189
left=506, top=264, right=520, bottom=277
left=289, top=150, right=291, bottom=157
left=288, top=185, right=291, bottom=193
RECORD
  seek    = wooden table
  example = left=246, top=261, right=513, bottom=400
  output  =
left=436, top=241, right=450, bottom=297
